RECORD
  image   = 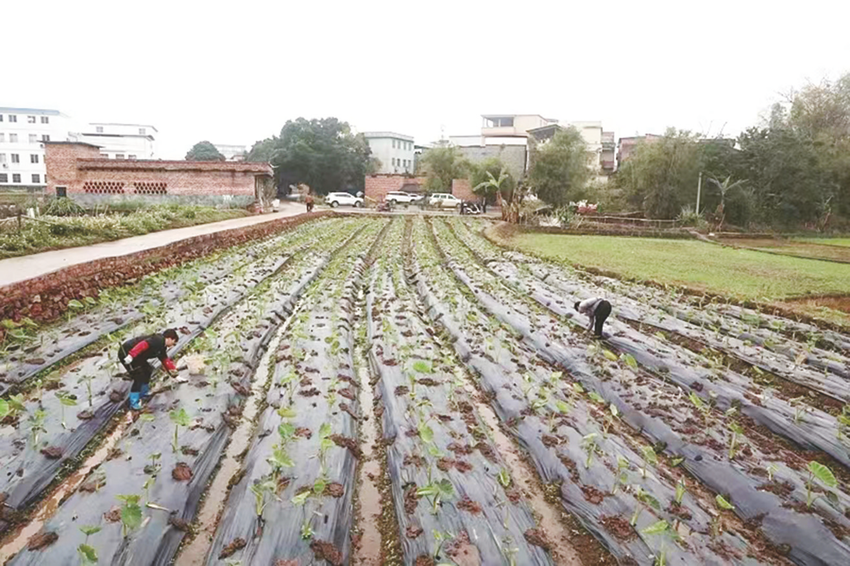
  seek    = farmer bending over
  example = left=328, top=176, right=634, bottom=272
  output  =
left=574, top=298, right=612, bottom=338
left=118, top=329, right=179, bottom=410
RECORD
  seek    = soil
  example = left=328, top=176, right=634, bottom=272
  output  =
left=523, top=528, right=551, bottom=550
left=405, top=524, right=423, bottom=539
left=758, top=480, right=795, bottom=498
left=310, top=539, right=343, bottom=566
left=172, top=462, right=194, bottom=481
left=219, top=537, right=246, bottom=559
left=169, top=516, right=191, bottom=532
left=600, top=515, right=637, bottom=541
left=580, top=484, right=606, bottom=505
left=325, top=482, right=345, bottom=498
left=403, top=483, right=419, bottom=515
left=414, top=556, right=435, bottom=566
left=26, top=531, right=58, bottom=551
left=76, top=410, right=94, bottom=420
left=40, top=446, right=63, bottom=460
left=456, top=496, right=483, bottom=515
left=330, top=433, right=362, bottom=458
left=103, top=507, right=121, bottom=522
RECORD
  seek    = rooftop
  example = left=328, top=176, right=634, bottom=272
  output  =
left=88, top=122, right=159, bottom=132
left=76, top=158, right=271, bottom=174
left=0, top=107, right=64, bottom=116
left=362, top=131, right=414, bottom=141
left=43, top=140, right=102, bottom=149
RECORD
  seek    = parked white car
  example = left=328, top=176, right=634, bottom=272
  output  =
left=429, top=193, right=462, bottom=209
left=386, top=191, right=423, bottom=205
left=326, top=192, right=364, bottom=208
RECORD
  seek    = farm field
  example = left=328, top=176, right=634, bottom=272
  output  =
left=1, top=215, right=850, bottom=566
left=493, top=228, right=850, bottom=328
left=717, top=238, right=850, bottom=264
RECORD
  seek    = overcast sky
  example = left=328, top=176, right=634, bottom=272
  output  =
left=6, top=0, right=849, bottom=158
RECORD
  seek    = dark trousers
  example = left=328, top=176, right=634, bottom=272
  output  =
left=118, top=345, right=153, bottom=392
left=594, top=300, right=612, bottom=336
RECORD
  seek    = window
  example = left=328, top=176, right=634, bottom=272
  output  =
left=0, top=154, right=5, bottom=163
left=31, top=154, right=39, bottom=164
left=100, top=154, right=109, bottom=158
left=10, top=133, right=18, bottom=143
left=115, top=153, right=125, bottom=159
left=0, top=115, right=3, bottom=122
left=128, top=154, right=137, bottom=159
left=27, top=116, right=36, bottom=124
left=9, top=115, right=17, bottom=123
left=41, top=135, right=50, bottom=142
left=138, top=128, right=146, bottom=135
left=41, top=116, right=49, bottom=124
left=32, top=174, right=40, bottom=184
left=56, top=186, right=67, bottom=197
left=11, top=154, right=19, bottom=163
left=12, top=173, right=20, bottom=183
left=0, top=133, right=4, bottom=143
left=96, top=126, right=103, bottom=133
left=0, top=173, right=7, bottom=183
left=29, top=134, right=37, bottom=143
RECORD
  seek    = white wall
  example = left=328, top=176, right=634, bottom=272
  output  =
left=366, top=135, right=415, bottom=174
left=0, top=109, right=74, bottom=186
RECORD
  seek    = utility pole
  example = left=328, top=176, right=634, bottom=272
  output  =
left=696, top=171, right=702, bottom=214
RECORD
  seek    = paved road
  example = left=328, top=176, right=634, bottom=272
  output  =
left=0, top=202, right=305, bottom=288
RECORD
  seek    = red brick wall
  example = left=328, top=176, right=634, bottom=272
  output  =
left=44, top=143, right=272, bottom=198
left=0, top=211, right=332, bottom=326
left=364, top=175, right=428, bottom=202
left=451, top=179, right=476, bottom=201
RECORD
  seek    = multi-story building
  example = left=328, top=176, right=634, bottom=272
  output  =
left=362, top=132, right=415, bottom=174
left=77, top=123, right=157, bottom=160
left=0, top=107, right=75, bottom=188
left=213, top=144, right=247, bottom=161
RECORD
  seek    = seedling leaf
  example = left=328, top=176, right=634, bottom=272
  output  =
left=715, top=494, right=735, bottom=510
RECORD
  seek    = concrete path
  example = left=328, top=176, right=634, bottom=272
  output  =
left=0, top=202, right=306, bottom=288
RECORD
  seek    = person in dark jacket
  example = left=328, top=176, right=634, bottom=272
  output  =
left=118, top=329, right=179, bottom=410
left=574, top=297, right=612, bottom=338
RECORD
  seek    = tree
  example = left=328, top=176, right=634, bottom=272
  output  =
left=185, top=141, right=225, bottom=161
left=470, top=158, right=515, bottom=212
left=614, top=129, right=702, bottom=219
left=253, top=118, right=371, bottom=196
left=706, top=176, right=747, bottom=230
left=527, top=127, right=590, bottom=208
left=245, top=137, right=279, bottom=162
left=419, top=146, right=469, bottom=194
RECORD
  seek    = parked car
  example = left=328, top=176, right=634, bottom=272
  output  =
left=326, top=192, right=364, bottom=208
left=386, top=191, right=423, bottom=205
left=429, top=193, right=462, bottom=209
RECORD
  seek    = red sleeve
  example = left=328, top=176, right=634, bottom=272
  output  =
left=128, top=340, right=150, bottom=358
left=162, top=358, right=176, bottom=371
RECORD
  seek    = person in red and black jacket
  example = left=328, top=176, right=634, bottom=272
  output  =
left=118, top=329, right=179, bottom=410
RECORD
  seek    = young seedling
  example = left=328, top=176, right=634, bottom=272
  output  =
left=56, top=391, right=78, bottom=429
left=630, top=486, right=660, bottom=527
left=431, top=530, right=455, bottom=561
left=728, top=422, right=745, bottom=460
left=498, top=468, right=512, bottom=488
left=318, top=423, right=334, bottom=468
left=1, top=394, right=25, bottom=421
left=612, top=455, right=629, bottom=495
left=806, top=461, right=837, bottom=508
left=29, top=408, right=47, bottom=446
left=300, top=510, right=322, bottom=540
left=77, top=525, right=101, bottom=566
left=169, top=407, right=191, bottom=453
left=674, top=479, right=686, bottom=506
left=116, top=494, right=143, bottom=538
left=789, top=397, right=807, bottom=424
left=641, top=520, right=671, bottom=566
left=641, top=446, right=657, bottom=479
left=146, top=452, right=162, bottom=475
left=581, top=433, right=599, bottom=469
left=249, top=479, right=277, bottom=519
left=80, top=374, right=96, bottom=407
left=417, top=472, right=454, bottom=515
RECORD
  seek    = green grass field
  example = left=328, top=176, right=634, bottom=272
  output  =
left=793, top=238, right=850, bottom=248
left=499, top=232, right=850, bottom=301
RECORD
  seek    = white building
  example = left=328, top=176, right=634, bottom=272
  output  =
left=362, top=132, right=415, bottom=174
left=0, top=107, right=76, bottom=187
left=77, top=123, right=157, bottom=160
left=213, top=144, right=247, bottom=161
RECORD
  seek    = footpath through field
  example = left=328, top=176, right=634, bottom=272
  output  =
left=0, top=202, right=305, bottom=288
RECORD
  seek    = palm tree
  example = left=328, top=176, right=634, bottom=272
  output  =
left=473, top=167, right=509, bottom=214
left=707, top=175, right=747, bottom=230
